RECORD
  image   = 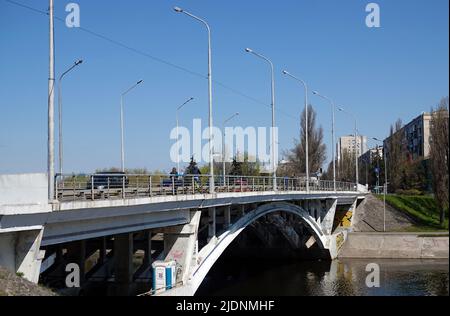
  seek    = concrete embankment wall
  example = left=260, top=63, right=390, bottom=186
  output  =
left=339, top=233, right=449, bottom=259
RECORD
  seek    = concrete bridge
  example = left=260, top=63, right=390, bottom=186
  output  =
left=0, top=173, right=368, bottom=296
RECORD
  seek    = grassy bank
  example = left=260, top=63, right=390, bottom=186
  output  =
left=377, top=194, right=449, bottom=232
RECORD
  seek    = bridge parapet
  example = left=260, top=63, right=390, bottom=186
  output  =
left=55, top=173, right=361, bottom=203
left=0, top=173, right=52, bottom=216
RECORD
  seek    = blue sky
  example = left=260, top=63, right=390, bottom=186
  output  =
left=0, top=0, right=448, bottom=174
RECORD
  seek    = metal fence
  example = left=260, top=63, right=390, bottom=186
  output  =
left=55, top=174, right=357, bottom=202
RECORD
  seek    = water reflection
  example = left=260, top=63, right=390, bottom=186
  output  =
left=197, top=258, right=449, bottom=296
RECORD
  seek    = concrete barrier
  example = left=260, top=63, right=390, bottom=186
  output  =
left=0, top=173, right=49, bottom=215
left=339, top=232, right=449, bottom=259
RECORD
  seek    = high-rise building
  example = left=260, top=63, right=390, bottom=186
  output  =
left=383, top=112, right=434, bottom=162
left=360, top=147, right=384, bottom=166
left=338, top=135, right=368, bottom=161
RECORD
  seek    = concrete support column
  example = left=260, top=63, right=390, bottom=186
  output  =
left=321, top=199, right=338, bottom=235
left=66, top=240, right=86, bottom=285
left=349, top=199, right=358, bottom=229
left=143, top=231, right=153, bottom=266
left=163, top=211, right=202, bottom=285
left=208, top=208, right=216, bottom=242
left=0, top=229, right=45, bottom=284
left=224, top=206, right=231, bottom=230
left=241, top=205, right=246, bottom=217
left=54, top=244, right=64, bottom=265
left=99, top=237, right=107, bottom=265
left=114, top=233, right=134, bottom=296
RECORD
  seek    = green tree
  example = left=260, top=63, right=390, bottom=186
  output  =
left=430, top=97, right=449, bottom=226
left=387, top=119, right=404, bottom=193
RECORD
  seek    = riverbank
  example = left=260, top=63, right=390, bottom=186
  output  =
left=339, top=232, right=449, bottom=259
left=0, top=267, right=57, bottom=296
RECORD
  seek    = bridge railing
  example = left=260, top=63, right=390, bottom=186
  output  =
left=54, top=174, right=357, bottom=202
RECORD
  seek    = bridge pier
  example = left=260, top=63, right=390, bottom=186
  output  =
left=0, top=228, right=45, bottom=284
left=163, top=211, right=202, bottom=285
left=224, top=206, right=231, bottom=230
left=113, top=233, right=135, bottom=296
left=240, top=205, right=246, bottom=217
left=66, top=240, right=87, bottom=285
left=208, top=208, right=216, bottom=242
left=321, top=199, right=338, bottom=235
left=99, top=237, right=107, bottom=266
left=143, top=231, right=153, bottom=266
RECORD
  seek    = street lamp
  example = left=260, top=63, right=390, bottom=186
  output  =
left=176, top=97, right=195, bottom=173
left=282, top=70, right=310, bottom=192
left=373, top=137, right=388, bottom=232
left=338, top=107, right=359, bottom=186
left=58, top=59, right=83, bottom=176
left=120, top=80, right=143, bottom=172
left=174, top=7, right=215, bottom=194
left=48, top=0, right=55, bottom=201
left=245, top=48, right=277, bottom=191
left=313, top=91, right=337, bottom=192
left=222, top=113, right=240, bottom=181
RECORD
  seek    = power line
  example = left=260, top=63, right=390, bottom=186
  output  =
left=3, top=0, right=299, bottom=122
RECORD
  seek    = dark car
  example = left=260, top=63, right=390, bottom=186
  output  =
left=162, top=177, right=184, bottom=189
left=87, top=172, right=129, bottom=190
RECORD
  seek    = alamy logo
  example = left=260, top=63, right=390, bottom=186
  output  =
left=170, top=119, right=279, bottom=172
left=366, top=263, right=381, bottom=288
left=65, top=263, right=81, bottom=288
left=366, top=3, right=381, bottom=28
left=66, top=3, right=81, bottom=28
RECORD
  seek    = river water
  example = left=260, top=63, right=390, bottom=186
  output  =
left=197, top=258, right=449, bottom=296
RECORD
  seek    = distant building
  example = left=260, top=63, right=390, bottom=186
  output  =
left=360, top=147, right=384, bottom=166
left=338, top=135, right=368, bottom=161
left=384, top=112, right=432, bottom=162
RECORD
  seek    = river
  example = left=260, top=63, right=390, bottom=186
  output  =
left=197, top=258, right=449, bottom=296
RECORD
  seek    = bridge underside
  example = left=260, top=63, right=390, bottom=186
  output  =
left=160, top=199, right=361, bottom=296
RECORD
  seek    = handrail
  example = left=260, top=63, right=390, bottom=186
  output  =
left=54, top=173, right=359, bottom=202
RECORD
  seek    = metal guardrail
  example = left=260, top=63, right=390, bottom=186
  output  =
left=55, top=174, right=358, bottom=202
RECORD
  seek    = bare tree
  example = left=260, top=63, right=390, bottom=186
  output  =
left=285, top=105, right=327, bottom=176
left=430, top=97, right=449, bottom=226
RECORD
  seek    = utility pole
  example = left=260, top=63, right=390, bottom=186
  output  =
left=374, top=138, right=388, bottom=232
left=48, top=0, right=55, bottom=202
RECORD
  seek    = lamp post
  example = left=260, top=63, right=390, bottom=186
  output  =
left=174, top=7, right=215, bottom=193
left=58, top=59, right=83, bottom=176
left=176, top=97, right=195, bottom=173
left=222, top=113, right=240, bottom=181
left=120, top=80, right=143, bottom=172
left=338, top=107, right=359, bottom=186
left=48, top=0, right=55, bottom=201
left=313, top=91, right=336, bottom=192
left=245, top=48, right=277, bottom=191
left=282, top=70, right=310, bottom=192
left=374, top=137, right=388, bottom=232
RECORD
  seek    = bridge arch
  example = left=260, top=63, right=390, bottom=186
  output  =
left=188, top=202, right=327, bottom=295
